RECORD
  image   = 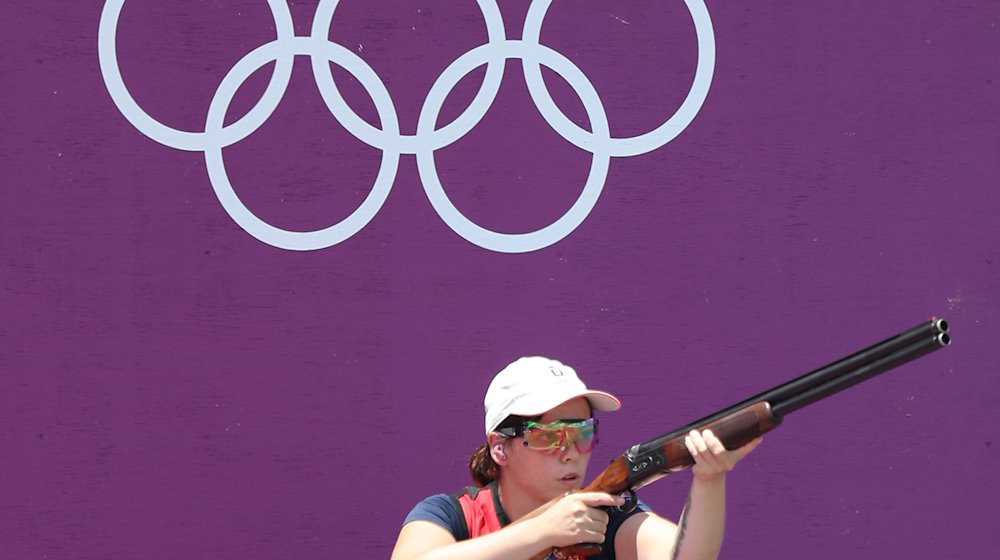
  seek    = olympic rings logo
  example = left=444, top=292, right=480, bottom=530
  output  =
left=98, top=0, right=715, bottom=253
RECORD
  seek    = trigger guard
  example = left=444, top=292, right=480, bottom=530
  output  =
left=613, top=489, right=638, bottom=514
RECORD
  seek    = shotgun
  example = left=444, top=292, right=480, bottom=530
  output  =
left=542, top=318, right=951, bottom=560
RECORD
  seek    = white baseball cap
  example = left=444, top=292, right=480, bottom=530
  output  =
left=483, top=356, right=621, bottom=434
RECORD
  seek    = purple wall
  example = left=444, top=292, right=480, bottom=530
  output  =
left=2, top=1, right=997, bottom=558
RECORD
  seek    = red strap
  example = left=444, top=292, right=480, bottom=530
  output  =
left=456, top=486, right=504, bottom=538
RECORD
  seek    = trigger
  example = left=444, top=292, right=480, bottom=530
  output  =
left=614, top=489, right=638, bottom=514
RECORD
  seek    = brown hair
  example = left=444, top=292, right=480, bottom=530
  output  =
left=468, top=442, right=500, bottom=487
left=467, top=414, right=537, bottom=486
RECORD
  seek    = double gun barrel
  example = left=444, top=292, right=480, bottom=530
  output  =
left=541, top=318, right=951, bottom=560
left=624, top=317, right=951, bottom=488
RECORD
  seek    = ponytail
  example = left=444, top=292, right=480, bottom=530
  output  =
left=468, top=442, right=500, bottom=487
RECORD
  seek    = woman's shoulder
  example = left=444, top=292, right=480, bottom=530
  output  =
left=403, top=493, right=464, bottom=536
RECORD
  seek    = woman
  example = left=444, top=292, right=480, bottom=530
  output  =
left=391, top=356, right=762, bottom=560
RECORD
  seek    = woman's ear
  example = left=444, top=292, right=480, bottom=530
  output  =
left=487, top=433, right=509, bottom=464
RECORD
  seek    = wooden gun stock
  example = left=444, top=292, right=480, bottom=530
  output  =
left=534, top=318, right=950, bottom=560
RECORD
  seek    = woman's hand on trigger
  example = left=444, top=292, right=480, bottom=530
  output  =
left=533, top=491, right=625, bottom=548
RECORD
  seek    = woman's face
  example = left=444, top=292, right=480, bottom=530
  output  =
left=501, top=397, right=594, bottom=503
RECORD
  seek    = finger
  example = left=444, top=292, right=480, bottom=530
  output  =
left=702, top=430, right=734, bottom=470
left=590, top=509, right=609, bottom=526
left=582, top=526, right=607, bottom=544
left=686, top=433, right=714, bottom=469
left=689, top=430, right=716, bottom=463
left=689, top=430, right=709, bottom=454
left=688, top=431, right=723, bottom=471
left=577, top=492, right=626, bottom=508
left=572, top=512, right=609, bottom=543
left=702, top=429, right=726, bottom=454
left=686, top=434, right=710, bottom=470
left=685, top=434, right=697, bottom=458
left=694, top=446, right=725, bottom=472
left=583, top=512, right=610, bottom=533
left=686, top=430, right=710, bottom=462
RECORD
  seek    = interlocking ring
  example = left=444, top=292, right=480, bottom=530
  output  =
left=99, top=0, right=716, bottom=253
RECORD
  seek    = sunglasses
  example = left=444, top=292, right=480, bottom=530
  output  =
left=497, top=418, right=599, bottom=454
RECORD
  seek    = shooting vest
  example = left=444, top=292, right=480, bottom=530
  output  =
left=450, top=482, right=588, bottom=559
left=450, top=481, right=510, bottom=540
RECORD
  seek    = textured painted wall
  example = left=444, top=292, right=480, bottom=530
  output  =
left=2, top=1, right=997, bottom=558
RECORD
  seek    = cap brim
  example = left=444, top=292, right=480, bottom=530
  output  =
left=508, top=389, right=621, bottom=417
left=582, top=390, right=622, bottom=412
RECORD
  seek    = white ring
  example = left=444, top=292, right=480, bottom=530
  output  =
left=204, top=37, right=400, bottom=251
left=416, top=40, right=610, bottom=254
left=98, top=0, right=296, bottom=151
left=521, top=0, right=716, bottom=157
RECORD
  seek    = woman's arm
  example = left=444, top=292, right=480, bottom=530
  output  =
left=616, top=430, right=763, bottom=560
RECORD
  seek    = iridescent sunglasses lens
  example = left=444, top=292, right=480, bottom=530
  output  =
left=522, top=418, right=598, bottom=453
